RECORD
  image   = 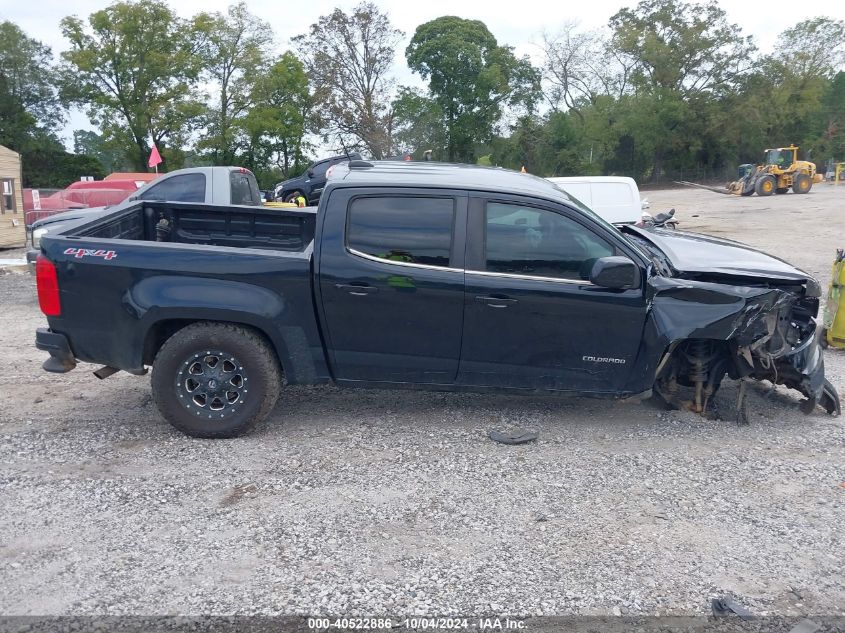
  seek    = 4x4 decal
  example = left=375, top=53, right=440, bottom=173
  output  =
left=64, top=248, right=118, bottom=261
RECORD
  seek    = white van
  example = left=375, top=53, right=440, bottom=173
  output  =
left=547, top=176, right=646, bottom=224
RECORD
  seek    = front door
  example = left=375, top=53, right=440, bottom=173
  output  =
left=459, top=197, right=648, bottom=393
left=318, top=190, right=467, bottom=384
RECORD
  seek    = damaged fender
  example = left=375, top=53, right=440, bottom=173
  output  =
left=630, top=275, right=839, bottom=415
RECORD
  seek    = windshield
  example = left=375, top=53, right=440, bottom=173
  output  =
left=766, top=149, right=794, bottom=167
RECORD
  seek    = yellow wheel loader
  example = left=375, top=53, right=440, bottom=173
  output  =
left=676, top=145, right=823, bottom=196
left=728, top=145, right=822, bottom=196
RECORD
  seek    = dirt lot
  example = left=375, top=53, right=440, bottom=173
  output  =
left=1, top=185, right=844, bottom=618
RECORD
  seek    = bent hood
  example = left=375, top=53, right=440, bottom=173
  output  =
left=623, top=226, right=810, bottom=283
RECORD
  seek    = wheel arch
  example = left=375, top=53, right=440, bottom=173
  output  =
left=142, top=317, right=288, bottom=378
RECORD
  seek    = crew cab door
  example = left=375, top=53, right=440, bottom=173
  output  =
left=459, top=196, right=647, bottom=393
left=317, top=188, right=467, bottom=383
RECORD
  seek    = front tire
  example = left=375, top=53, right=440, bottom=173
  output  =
left=151, top=323, right=281, bottom=438
left=793, top=173, right=812, bottom=194
left=755, top=175, right=776, bottom=196
left=284, top=191, right=304, bottom=204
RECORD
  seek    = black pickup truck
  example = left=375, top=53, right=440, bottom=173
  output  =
left=35, top=161, right=840, bottom=437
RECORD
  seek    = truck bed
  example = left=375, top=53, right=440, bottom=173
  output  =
left=68, top=201, right=316, bottom=251
left=40, top=201, right=328, bottom=383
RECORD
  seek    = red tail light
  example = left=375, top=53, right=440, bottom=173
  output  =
left=36, top=255, right=61, bottom=316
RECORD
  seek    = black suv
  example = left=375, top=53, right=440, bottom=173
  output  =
left=273, top=153, right=362, bottom=204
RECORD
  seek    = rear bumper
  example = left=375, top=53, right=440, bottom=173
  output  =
left=26, top=248, right=37, bottom=273
left=35, top=328, right=77, bottom=373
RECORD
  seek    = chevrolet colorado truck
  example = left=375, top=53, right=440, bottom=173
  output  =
left=35, top=161, right=840, bottom=437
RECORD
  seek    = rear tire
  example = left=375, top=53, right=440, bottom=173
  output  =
left=151, top=322, right=281, bottom=438
left=793, top=173, right=812, bottom=194
left=755, top=175, right=776, bottom=196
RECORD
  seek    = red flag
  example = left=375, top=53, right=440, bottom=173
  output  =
left=148, top=144, right=162, bottom=169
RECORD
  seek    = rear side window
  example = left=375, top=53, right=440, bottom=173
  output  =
left=230, top=171, right=262, bottom=206
left=139, top=174, right=206, bottom=202
left=347, top=196, right=455, bottom=267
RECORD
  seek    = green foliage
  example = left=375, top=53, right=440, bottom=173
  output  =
left=391, top=88, right=447, bottom=159
left=242, top=52, right=313, bottom=181
left=22, top=146, right=105, bottom=188
left=73, top=129, right=132, bottom=173
left=405, top=16, right=540, bottom=162
left=608, top=0, right=755, bottom=180
left=60, top=0, right=205, bottom=171
left=194, top=2, right=272, bottom=165
left=0, top=21, right=63, bottom=154
left=5, top=1, right=845, bottom=189
left=0, top=21, right=63, bottom=131
left=294, top=2, right=403, bottom=159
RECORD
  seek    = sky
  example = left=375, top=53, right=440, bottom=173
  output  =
left=3, top=0, right=845, bottom=148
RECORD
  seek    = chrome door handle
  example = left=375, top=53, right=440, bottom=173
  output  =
left=475, top=295, right=518, bottom=308
left=336, top=284, right=378, bottom=296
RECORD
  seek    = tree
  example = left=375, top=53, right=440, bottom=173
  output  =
left=60, top=0, right=205, bottom=171
left=22, top=148, right=105, bottom=188
left=392, top=88, right=446, bottom=159
left=73, top=129, right=130, bottom=173
left=775, top=17, right=845, bottom=81
left=0, top=21, right=65, bottom=152
left=294, top=2, right=402, bottom=159
left=540, top=23, right=632, bottom=115
left=406, top=16, right=540, bottom=162
left=608, top=0, right=756, bottom=180
left=242, top=52, right=313, bottom=182
left=0, top=21, right=64, bottom=132
left=195, top=3, right=272, bottom=165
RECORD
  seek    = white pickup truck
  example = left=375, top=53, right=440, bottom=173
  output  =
left=27, top=167, right=263, bottom=266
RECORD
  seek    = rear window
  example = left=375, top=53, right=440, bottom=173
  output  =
left=230, top=171, right=262, bottom=206
left=347, top=196, right=455, bottom=267
left=139, top=174, right=206, bottom=202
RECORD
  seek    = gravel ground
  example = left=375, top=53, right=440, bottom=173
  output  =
left=1, top=186, right=844, bottom=618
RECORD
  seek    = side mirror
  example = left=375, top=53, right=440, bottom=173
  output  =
left=589, top=256, right=639, bottom=289
left=307, top=169, right=315, bottom=178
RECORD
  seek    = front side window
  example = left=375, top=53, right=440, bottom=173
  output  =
left=139, top=173, right=206, bottom=202
left=348, top=196, right=454, bottom=268
left=484, top=202, right=614, bottom=281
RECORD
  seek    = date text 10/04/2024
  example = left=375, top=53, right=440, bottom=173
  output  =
left=307, top=617, right=527, bottom=630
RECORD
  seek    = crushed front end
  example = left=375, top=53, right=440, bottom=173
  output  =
left=649, top=276, right=840, bottom=418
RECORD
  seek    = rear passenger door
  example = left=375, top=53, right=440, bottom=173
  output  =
left=318, top=189, right=467, bottom=384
